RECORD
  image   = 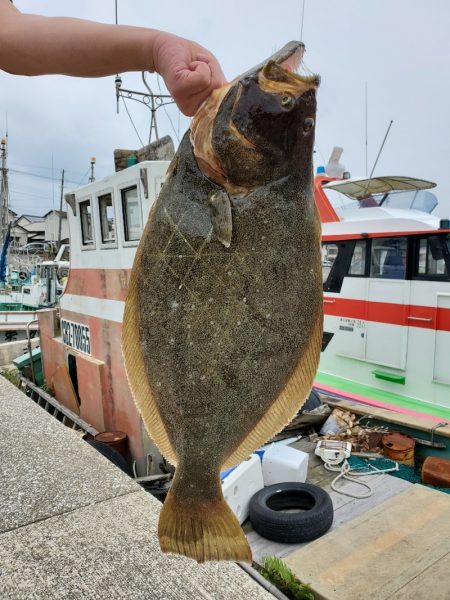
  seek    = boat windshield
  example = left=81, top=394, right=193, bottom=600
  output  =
left=378, top=190, right=438, bottom=213
left=325, top=189, right=438, bottom=216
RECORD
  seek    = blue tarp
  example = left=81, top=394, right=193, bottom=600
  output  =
left=0, top=225, right=11, bottom=284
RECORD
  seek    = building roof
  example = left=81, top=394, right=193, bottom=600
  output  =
left=43, top=210, right=67, bottom=219
left=18, top=214, right=44, bottom=224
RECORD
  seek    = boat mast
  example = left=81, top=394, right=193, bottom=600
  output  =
left=0, top=135, right=9, bottom=247
left=113, top=0, right=174, bottom=145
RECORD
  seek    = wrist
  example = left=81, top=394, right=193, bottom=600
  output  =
left=149, top=29, right=172, bottom=75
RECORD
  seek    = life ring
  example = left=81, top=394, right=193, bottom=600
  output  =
left=249, top=482, right=333, bottom=543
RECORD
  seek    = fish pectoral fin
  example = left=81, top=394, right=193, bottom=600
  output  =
left=209, top=189, right=233, bottom=248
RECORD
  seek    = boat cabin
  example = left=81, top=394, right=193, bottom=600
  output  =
left=315, top=175, right=450, bottom=419
left=37, top=163, right=450, bottom=475
left=38, top=161, right=169, bottom=475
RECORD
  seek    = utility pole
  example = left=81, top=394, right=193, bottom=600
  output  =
left=57, top=169, right=65, bottom=250
left=0, top=136, right=9, bottom=247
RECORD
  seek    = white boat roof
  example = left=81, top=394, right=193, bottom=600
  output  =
left=323, top=176, right=436, bottom=200
left=322, top=207, right=441, bottom=237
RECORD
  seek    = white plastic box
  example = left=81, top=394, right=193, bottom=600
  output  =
left=221, top=454, right=264, bottom=524
left=261, top=443, right=309, bottom=486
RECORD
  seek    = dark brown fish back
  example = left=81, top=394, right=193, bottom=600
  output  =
left=123, top=40, right=322, bottom=561
left=135, top=135, right=321, bottom=469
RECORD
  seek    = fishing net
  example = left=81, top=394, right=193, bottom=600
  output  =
left=347, top=455, right=450, bottom=495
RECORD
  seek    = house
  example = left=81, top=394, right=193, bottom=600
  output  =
left=9, top=222, right=29, bottom=247
left=43, top=210, right=69, bottom=243
left=17, top=214, right=46, bottom=242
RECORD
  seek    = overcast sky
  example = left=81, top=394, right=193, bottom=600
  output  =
left=1, top=0, right=449, bottom=217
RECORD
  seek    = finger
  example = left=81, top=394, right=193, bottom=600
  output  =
left=194, top=53, right=227, bottom=86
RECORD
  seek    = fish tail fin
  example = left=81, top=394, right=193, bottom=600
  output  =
left=158, top=471, right=252, bottom=563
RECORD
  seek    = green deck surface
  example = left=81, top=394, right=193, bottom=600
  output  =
left=316, top=371, right=450, bottom=421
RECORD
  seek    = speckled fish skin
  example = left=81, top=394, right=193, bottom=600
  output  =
left=123, top=41, right=322, bottom=563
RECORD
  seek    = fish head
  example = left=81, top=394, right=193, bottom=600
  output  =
left=191, top=41, right=320, bottom=195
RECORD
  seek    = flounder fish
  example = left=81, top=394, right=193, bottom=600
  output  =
left=123, top=41, right=322, bottom=563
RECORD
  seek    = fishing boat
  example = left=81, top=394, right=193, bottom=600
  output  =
left=0, top=245, right=69, bottom=337
left=31, top=141, right=450, bottom=476
left=314, top=171, right=450, bottom=422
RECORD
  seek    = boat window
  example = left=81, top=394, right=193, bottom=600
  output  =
left=370, top=237, right=407, bottom=279
left=121, top=186, right=142, bottom=241
left=348, top=240, right=367, bottom=276
left=323, top=240, right=356, bottom=293
left=380, top=190, right=438, bottom=214
left=321, top=243, right=338, bottom=282
left=414, top=235, right=449, bottom=279
left=80, top=200, right=94, bottom=245
left=98, top=193, right=115, bottom=243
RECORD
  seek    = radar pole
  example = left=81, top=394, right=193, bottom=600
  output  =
left=0, top=135, right=9, bottom=247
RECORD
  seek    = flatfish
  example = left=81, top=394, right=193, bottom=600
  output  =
left=123, top=41, right=322, bottom=563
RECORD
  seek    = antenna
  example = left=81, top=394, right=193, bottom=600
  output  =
left=363, top=119, right=394, bottom=195
left=89, top=157, right=96, bottom=183
left=300, top=0, right=306, bottom=42
left=112, top=0, right=174, bottom=144
left=365, top=81, right=368, bottom=176
left=115, top=74, right=174, bottom=144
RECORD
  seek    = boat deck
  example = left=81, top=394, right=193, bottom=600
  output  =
left=244, top=438, right=450, bottom=599
left=244, top=438, right=411, bottom=562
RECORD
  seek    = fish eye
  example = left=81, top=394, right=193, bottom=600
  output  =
left=280, top=95, right=295, bottom=109
left=303, top=117, right=315, bottom=132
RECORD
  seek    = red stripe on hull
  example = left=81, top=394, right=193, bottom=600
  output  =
left=65, top=268, right=130, bottom=302
left=63, top=269, right=450, bottom=332
left=324, top=296, right=450, bottom=332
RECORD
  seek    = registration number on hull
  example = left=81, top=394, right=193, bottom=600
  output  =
left=61, top=319, right=91, bottom=355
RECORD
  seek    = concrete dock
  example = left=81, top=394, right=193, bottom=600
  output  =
left=0, top=377, right=273, bottom=600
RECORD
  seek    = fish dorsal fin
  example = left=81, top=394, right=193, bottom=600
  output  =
left=122, top=217, right=178, bottom=466
left=222, top=305, right=323, bottom=469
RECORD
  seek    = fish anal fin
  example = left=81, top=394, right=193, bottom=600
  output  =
left=209, top=189, right=232, bottom=248
left=158, top=470, right=252, bottom=563
left=222, top=307, right=323, bottom=469
left=122, top=219, right=177, bottom=466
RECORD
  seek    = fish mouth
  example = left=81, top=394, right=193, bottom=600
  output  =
left=239, top=41, right=320, bottom=88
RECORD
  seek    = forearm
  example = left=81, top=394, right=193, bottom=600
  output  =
left=0, top=12, right=158, bottom=77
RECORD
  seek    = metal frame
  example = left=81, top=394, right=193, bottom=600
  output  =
left=20, top=376, right=99, bottom=437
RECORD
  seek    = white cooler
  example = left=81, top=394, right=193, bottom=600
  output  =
left=221, top=454, right=264, bottom=524
left=262, top=443, right=309, bottom=486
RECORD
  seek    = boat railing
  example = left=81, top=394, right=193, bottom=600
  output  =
left=19, top=376, right=99, bottom=438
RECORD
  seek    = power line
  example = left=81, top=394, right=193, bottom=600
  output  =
left=157, top=74, right=180, bottom=143
left=9, top=168, right=80, bottom=186
left=121, top=96, right=145, bottom=147
left=10, top=188, right=51, bottom=200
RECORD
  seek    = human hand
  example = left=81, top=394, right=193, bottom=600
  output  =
left=152, top=32, right=227, bottom=117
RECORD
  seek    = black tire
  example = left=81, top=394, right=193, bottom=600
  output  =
left=249, top=482, right=333, bottom=543
left=86, top=440, right=132, bottom=477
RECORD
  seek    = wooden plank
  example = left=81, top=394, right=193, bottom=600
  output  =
left=378, top=539, right=450, bottom=599
left=284, top=485, right=450, bottom=600
left=246, top=473, right=411, bottom=563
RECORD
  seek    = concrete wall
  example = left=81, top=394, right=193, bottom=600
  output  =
left=0, top=337, right=39, bottom=366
